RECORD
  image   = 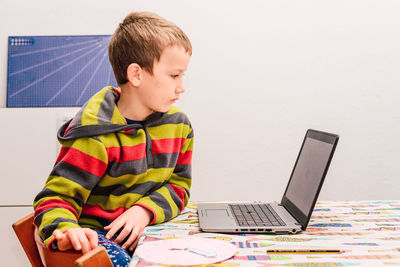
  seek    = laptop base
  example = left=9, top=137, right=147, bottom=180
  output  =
left=198, top=201, right=302, bottom=234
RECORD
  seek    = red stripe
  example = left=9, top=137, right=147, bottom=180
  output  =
left=176, top=150, right=192, bottom=165
left=113, top=87, right=121, bottom=96
left=56, top=146, right=69, bottom=163
left=81, top=204, right=127, bottom=220
left=64, top=125, right=71, bottom=135
left=35, top=199, right=78, bottom=220
left=152, top=138, right=185, bottom=154
left=62, top=119, right=73, bottom=136
left=169, top=184, right=186, bottom=211
left=106, top=143, right=146, bottom=162
left=57, top=147, right=107, bottom=177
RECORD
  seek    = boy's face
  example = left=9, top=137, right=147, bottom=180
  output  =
left=138, top=45, right=191, bottom=113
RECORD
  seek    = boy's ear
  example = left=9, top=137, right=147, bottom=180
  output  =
left=126, top=63, right=142, bottom=86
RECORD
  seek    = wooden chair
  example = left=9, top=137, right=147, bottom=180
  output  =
left=12, top=213, right=113, bottom=267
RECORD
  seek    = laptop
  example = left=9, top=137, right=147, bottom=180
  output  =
left=198, top=129, right=339, bottom=234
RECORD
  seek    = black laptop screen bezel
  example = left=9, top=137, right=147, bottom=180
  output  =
left=281, top=129, right=339, bottom=230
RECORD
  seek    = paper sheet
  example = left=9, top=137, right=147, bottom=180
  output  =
left=135, top=237, right=238, bottom=265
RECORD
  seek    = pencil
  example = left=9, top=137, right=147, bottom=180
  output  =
left=266, top=249, right=342, bottom=254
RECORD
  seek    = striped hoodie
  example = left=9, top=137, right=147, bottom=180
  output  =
left=33, top=86, right=193, bottom=247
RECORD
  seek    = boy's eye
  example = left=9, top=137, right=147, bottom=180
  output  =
left=171, top=74, right=180, bottom=79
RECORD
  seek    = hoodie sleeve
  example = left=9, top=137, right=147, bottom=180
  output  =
left=134, top=127, right=194, bottom=225
left=33, top=136, right=108, bottom=247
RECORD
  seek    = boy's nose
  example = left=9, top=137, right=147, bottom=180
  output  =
left=176, top=85, right=185, bottom=94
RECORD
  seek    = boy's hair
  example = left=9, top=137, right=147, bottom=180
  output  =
left=109, top=11, right=192, bottom=85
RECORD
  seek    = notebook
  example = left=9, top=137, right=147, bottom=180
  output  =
left=198, top=129, right=339, bottom=234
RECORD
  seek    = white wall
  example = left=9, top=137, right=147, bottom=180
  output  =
left=1, top=2, right=399, bottom=265
left=1, top=0, right=400, bottom=207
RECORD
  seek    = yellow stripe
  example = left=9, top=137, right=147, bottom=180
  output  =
left=80, top=88, right=109, bottom=125
left=33, top=194, right=80, bottom=211
left=98, top=168, right=173, bottom=187
left=148, top=123, right=191, bottom=140
left=43, top=222, right=80, bottom=246
left=79, top=217, right=104, bottom=229
left=169, top=174, right=191, bottom=192
left=182, top=137, right=194, bottom=152
left=39, top=208, right=77, bottom=228
left=45, top=176, right=91, bottom=211
left=39, top=207, right=78, bottom=242
left=86, top=194, right=143, bottom=210
left=99, top=129, right=147, bottom=147
left=110, top=104, right=126, bottom=124
left=167, top=106, right=182, bottom=115
left=59, top=137, right=108, bottom=164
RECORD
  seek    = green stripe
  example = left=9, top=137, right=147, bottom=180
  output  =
left=60, top=137, right=108, bottom=163
left=148, top=123, right=191, bottom=139
left=182, top=137, right=194, bottom=151
left=169, top=174, right=191, bottom=192
left=34, top=195, right=81, bottom=213
left=80, top=88, right=109, bottom=126
left=98, top=168, right=173, bottom=187
left=167, top=106, right=182, bottom=115
left=86, top=193, right=143, bottom=210
left=39, top=208, right=78, bottom=243
left=79, top=217, right=104, bottom=229
left=45, top=176, right=91, bottom=211
left=99, top=129, right=147, bottom=147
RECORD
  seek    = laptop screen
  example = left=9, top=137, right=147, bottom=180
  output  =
left=281, top=129, right=338, bottom=230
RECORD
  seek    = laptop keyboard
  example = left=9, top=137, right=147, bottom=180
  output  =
left=229, top=203, right=286, bottom=227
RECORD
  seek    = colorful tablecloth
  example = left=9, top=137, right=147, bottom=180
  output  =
left=130, top=201, right=400, bottom=267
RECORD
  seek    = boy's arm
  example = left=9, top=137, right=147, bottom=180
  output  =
left=135, top=127, right=194, bottom=224
left=33, top=136, right=108, bottom=248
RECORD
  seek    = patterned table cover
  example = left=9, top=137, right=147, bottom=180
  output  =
left=130, top=201, right=400, bottom=267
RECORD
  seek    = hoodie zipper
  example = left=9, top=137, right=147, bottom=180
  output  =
left=143, top=125, right=153, bottom=168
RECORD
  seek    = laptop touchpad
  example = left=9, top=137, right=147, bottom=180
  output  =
left=206, top=209, right=229, bottom=217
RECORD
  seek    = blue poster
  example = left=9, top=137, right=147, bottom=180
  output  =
left=7, top=35, right=118, bottom=107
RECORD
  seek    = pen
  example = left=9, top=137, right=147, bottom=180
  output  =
left=266, top=249, right=342, bottom=254
left=169, top=247, right=217, bottom=258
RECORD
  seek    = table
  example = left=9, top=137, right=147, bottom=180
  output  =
left=130, top=201, right=400, bottom=266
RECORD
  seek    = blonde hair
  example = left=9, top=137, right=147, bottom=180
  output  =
left=108, top=11, right=192, bottom=85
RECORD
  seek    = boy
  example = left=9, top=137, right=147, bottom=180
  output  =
left=33, top=11, right=193, bottom=266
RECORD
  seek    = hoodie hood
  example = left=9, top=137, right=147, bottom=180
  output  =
left=58, top=86, right=164, bottom=141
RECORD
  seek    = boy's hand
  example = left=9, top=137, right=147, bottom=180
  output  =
left=53, top=228, right=98, bottom=254
left=104, top=205, right=153, bottom=251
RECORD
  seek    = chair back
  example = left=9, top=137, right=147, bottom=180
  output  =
left=13, top=213, right=113, bottom=267
left=13, top=213, right=82, bottom=267
left=12, top=213, right=44, bottom=267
